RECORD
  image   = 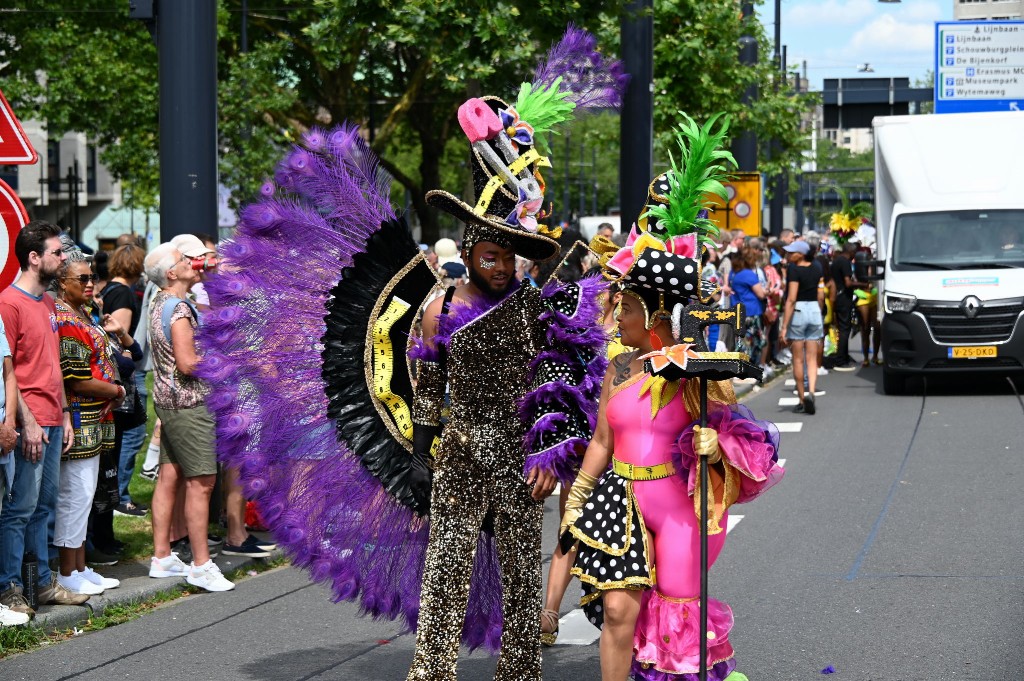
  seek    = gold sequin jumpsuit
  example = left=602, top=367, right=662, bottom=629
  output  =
left=407, top=285, right=547, bottom=681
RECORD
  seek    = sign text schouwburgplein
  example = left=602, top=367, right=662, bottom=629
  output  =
left=935, top=20, right=1024, bottom=114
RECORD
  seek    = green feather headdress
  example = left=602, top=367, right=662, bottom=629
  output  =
left=642, top=112, right=737, bottom=251
left=514, top=77, right=576, bottom=153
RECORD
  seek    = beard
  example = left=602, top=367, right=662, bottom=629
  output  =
left=468, top=262, right=512, bottom=299
left=38, top=260, right=62, bottom=286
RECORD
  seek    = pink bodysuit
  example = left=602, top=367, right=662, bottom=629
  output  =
left=606, top=376, right=726, bottom=599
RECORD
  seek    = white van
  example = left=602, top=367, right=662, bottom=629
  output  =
left=873, top=111, right=1024, bottom=394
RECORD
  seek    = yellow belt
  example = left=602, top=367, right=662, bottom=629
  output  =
left=612, top=458, right=676, bottom=481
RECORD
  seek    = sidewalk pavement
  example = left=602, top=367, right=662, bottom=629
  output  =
left=32, top=534, right=281, bottom=633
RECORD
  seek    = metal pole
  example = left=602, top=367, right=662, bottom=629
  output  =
left=578, top=139, right=585, bottom=218
left=564, top=133, right=571, bottom=224
left=240, top=0, right=251, bottom=143
left=620, top=0, right=654, bottom=224
left=699, top=378, right=709, bottom=681
left=768, top=0, right=784, bottom=237
left=158, top=0, right=218, bottom=243
left=734, top=2, right=758, bottom=171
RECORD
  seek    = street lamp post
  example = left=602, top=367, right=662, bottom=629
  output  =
left=619, top=0, right=654, bottom=232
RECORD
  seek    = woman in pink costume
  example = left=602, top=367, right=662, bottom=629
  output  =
left=560, top=116, right=784, bottom=681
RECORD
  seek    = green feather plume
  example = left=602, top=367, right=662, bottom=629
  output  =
left=515, top=77, right=576, bottom=153
left=641, top=112, right=737, bottom=251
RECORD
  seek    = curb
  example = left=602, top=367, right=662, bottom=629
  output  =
left=30, top=546, right=281, bottom=633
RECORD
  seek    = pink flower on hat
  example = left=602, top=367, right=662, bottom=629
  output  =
left=506, top=187, right=543, bottom=232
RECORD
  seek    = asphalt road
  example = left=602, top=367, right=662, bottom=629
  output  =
left=3, top=357, right=1023, bottom=680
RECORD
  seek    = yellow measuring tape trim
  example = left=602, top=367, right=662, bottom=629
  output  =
left=472, top=149, right=551, bottom=215
left=474, top=176, right=505, bottom=215
left=371, top=298, right=415, bottom=440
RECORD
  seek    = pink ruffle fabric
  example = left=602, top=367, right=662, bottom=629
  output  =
left=633, top=590, right=735, bottom=675
left=675, top=403, right=784, bottom=504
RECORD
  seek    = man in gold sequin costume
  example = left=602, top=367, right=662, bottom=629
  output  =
left=403, top=93, right=613, bottom=679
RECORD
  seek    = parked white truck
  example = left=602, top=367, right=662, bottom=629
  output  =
left=873, top=111, right=1024, bottom=394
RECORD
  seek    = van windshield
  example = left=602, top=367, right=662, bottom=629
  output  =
left=892, top=210, right=1024, bottom=271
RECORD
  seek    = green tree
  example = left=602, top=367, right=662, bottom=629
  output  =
left=1, top=1, right=815, bottom=242
left=216, top=0, right=616, bottom=240
left=649, top=0, right=815, bottom=180
left=0, top=3, right=160, bottom=213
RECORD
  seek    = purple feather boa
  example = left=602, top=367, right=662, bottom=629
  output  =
left=195, top=124, right=504, bottom=654
left=520, top=276, right=609, bottom=486
left=532, top=24, right=630, bottom=111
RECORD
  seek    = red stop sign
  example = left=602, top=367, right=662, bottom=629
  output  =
left=0, top=179, right=28, bottom=291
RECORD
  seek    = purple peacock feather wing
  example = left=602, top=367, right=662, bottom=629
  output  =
left=196, top=125, right=504, bottom=651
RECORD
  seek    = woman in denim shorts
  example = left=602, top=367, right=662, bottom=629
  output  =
left=780, top=241, right=824, bottom=414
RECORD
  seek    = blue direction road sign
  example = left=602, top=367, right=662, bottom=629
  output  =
left=935, top=20, right=1024, bottom=114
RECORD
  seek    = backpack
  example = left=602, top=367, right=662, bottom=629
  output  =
left=160, top=296, right=199, bottom=347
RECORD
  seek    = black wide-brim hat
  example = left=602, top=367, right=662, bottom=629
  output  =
left=426, top=96, right=559, bottom=262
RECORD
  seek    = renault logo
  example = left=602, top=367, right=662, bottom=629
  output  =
left=960, top=296, right=982, bottom=319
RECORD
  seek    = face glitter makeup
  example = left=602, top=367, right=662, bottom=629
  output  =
left=479, top=257, right=496, bottom=270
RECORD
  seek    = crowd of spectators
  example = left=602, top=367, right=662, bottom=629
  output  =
left=0, top=222, right=278, bottom=627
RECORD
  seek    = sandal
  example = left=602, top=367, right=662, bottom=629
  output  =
left=861, top=359, right=870, bottom=368
left=873, top=356, right=883, bottom=366
left=540, top=608, right=560, bottom=647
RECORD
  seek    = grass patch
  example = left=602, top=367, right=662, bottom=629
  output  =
left=0, top=623, right=53, bottom=658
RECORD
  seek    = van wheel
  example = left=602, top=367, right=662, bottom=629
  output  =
left=882, top=369, right=905, bottom=395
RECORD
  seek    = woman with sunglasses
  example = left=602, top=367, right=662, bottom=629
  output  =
left=52, top=259, right=129, bottom=596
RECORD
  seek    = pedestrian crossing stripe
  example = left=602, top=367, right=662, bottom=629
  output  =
left=778, top=397, right=800, bottom=406
left=778, top=458, right=786, bottom=467
left=776, top=422, right=803, bottom=432
left=554, top=609, right=600, bottom=645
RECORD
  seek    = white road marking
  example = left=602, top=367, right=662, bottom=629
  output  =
left=792, top=389, right=826, bottom=396
left=778, top=458, right=786, bottom=467
left=554, top=609, right=601, bottom=645
left=778, top=397, right=800, bottom=406
left=776, top=422, right=804, bottom=433
left=785, top=379, right=796, bottom=386
left=727, top=515, right=744, bottom=533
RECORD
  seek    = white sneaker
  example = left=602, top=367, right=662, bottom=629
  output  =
left=817, top=366, right=829, bottom=376
left=79, top=567, right=120, bottom=590
left=57, top=571, right=105, bottom=596
left=0, top=602, right=30, bottom=627
left=149, top=552, right=189, bottom=578
left=187, top=560, right=235, bottom=592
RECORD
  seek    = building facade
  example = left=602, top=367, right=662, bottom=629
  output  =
left=955, top=0, right=1024, bottom=21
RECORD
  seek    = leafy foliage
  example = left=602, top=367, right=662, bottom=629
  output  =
left=648, top=0, right=816, bottom=180
left=0, top=0, right=816, bottom=242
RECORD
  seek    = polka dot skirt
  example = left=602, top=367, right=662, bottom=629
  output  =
left=571, top=472, right=651, bottom=629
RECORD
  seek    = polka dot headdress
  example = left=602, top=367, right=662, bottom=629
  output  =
left=602, top=113, right=734, bottom=326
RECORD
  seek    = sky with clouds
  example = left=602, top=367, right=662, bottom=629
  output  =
left=760, top=0, right=951, bottom=90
